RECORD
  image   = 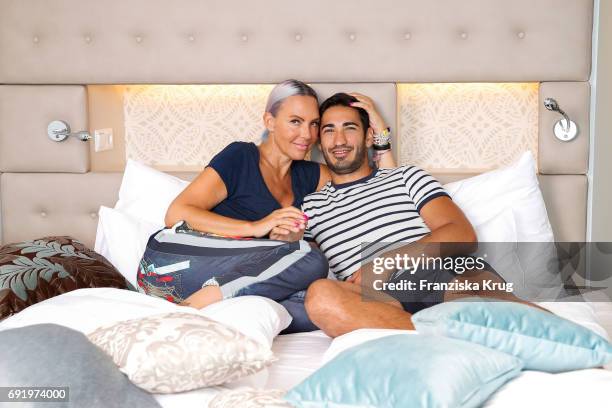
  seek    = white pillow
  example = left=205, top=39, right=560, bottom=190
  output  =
left=322, top=328, right=416, bottom=364
left=0, top=287, right=179, bottom=334
left=472, top=208, right=517, bottom=243
left=444, top=151, right=554, bottom=242
left=536, top=301, right=610, bottom=340
left=198, top=296, right=292, bottom=348
left=0, top=288, right=291, bottom=349
left=468, top=209, right=520, bottom=283
left=115, top=159, right=189, bottom=227
left=88, top=312, right=275, bottom=393
left=444, top=152, right=562, bottom=300
left=94, top=206, right=160, bottom=289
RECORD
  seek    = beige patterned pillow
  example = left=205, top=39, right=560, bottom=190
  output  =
left=209, top=388, right=292, bottom=408
left=87, top=312, right=275, bottom=393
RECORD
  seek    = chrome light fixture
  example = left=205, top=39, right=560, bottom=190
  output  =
left=47, top=120, right=91, bottom=142
left=543, top=98, right=578, bottom=142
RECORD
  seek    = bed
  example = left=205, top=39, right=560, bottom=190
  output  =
left=1, top=287, right=611, bottom=407
left=1, top=0, right=611, bottom=407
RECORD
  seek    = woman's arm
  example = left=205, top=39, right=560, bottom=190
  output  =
left=165, top=168, right=306, bottom=237
left=165, top=167, right=247, bottom=234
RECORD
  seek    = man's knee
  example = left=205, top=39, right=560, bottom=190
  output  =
left=305, top=279, right=355, bottom=337
left=304, top=279, right=345, bottom=320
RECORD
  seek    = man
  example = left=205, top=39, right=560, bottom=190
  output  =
left=272, top=92, right=532, bottom=338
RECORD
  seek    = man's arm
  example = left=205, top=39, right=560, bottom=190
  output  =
left=350, top=196, right=476, bottom=284
left=347, top=92, right=396, bottom=169
left=416, top=196, right=477, bottom=245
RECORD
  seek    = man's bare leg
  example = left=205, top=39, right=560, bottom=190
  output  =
left=443, top=269, right=550, bottom=313
left=304, top=279, right=414, bottom=338
left=305, top=268, right=552, bottom=338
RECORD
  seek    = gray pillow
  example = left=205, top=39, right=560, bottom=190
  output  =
left=0, top=324, right=160, bottom=408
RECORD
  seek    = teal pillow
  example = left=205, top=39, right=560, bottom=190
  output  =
left=284, top=334, right=522, bottom=408
left=412, top=298, right=612, bottom=373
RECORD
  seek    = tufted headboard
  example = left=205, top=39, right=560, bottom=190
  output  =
left=0, top=0, right=594, bottom=248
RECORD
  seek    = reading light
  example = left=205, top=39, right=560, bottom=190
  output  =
left=47, top=120, right=91, bottom=142
left=543, top=98, right=578, bottom=142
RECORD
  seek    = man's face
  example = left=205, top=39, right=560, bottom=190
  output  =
left=319, top=105, right=370, bottom=174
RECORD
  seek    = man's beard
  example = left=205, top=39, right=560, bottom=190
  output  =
left=323, top=143, right=367, bottom=175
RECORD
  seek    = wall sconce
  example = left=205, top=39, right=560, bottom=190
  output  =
left=543, top=98, right=578, bottom=142
left=47, top=120, right=91, bottom=142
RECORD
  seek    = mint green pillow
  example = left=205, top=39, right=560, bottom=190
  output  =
left=413, top=298, right=612, bottom=373
left=284, top=334, right=522, bottom=408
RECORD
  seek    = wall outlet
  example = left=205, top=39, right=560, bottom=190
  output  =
left=94, top=128, right=114, bottom=152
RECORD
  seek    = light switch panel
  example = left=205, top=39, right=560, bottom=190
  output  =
left=94, top=128, right=114, bottom=152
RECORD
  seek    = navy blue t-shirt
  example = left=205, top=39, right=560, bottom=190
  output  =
left=207, top=142, right=320, bottom=222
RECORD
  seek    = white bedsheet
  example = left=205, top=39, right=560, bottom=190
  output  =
left=268, top=331, right=332, bottom=390
left=483, top=369, right=612, bottom=407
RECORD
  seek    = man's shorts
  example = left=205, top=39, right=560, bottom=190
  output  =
left=383, top=256, right=501, bottom=314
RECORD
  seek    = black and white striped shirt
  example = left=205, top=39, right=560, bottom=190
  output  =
left=302, top=166, right=449, bottom=280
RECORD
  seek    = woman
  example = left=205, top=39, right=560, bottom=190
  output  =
left=137, top=80, right=395, bottom=332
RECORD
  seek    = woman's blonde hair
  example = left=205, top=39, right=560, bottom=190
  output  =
left=262, top=79, right=318, bottom=141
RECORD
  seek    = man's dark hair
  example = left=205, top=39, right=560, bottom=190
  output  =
left=319, top=93, right=370, bottom=131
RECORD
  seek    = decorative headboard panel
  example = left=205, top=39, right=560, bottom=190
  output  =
left=85, top=83, right=398, bottom=172
left=0, top=0, right=593, bottom=83
left=0, top=0, right=595, bottom=248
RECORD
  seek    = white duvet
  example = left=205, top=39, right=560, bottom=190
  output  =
left=1, top=288, right=612, bottom=408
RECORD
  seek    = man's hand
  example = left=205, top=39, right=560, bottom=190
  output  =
left=269, top=226, right=304, bottom=242
left=346, top=270, right=362, bottom=285
left=250, top=207, right=306, bottom=238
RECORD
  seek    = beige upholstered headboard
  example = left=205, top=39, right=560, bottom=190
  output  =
left=0, top=0, right=594, bottom=248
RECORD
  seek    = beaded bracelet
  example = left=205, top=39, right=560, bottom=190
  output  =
left=373, top=127, right=392, bottom=148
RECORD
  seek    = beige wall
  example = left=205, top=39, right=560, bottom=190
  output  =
left=591, top=0, right=612, bottom=241
left=88, top=86, right=127, bottom=172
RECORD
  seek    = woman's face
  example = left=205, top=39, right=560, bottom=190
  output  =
left=265, top=95, right=320, bottom=160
